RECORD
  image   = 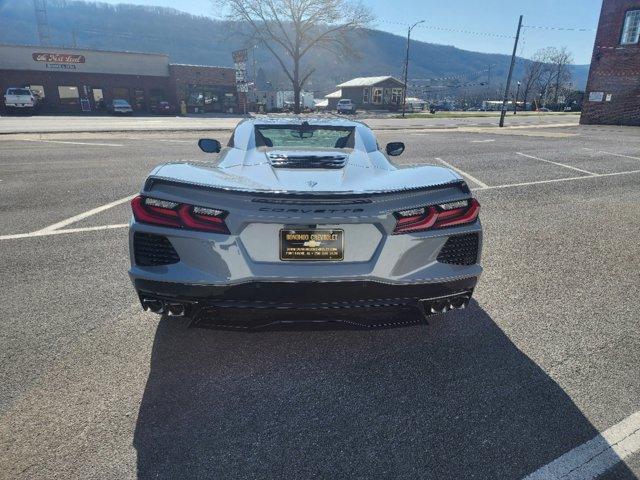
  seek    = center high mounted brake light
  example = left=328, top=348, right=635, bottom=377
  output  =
left=131, top=196, right=230, bottom=234
left=393, top=199, right=480, bottom=234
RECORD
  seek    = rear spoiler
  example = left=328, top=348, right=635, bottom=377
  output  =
left=143, top=176, right=471, bottom=199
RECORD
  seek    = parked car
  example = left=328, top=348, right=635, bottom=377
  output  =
left=108, top=98, right=134, bottom=115
left=128, top=118, right=482, bottom=328
left=3, top=87, right=36, bottom=113
left=537, top=107, right=550, bottom=113
left=151, top=101, right=175, bottom=115
left=336, top=99, right=357, bottom=114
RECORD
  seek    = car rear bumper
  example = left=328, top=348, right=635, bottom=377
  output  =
left=133, top=277, right=478, bottom=327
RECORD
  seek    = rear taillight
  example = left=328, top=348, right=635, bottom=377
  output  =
left=131, top=196, right=230, bottom=234
left=393, top=199, right=480, bottom=234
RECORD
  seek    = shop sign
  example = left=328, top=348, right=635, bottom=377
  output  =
left=33, top=52, right=86, bottom=64
left=233, top=49, right=248, bottom=93
left=588, top=91, right=604, bottom=102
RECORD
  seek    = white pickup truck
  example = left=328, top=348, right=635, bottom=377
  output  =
left=4, top=88, right=37, bottom=112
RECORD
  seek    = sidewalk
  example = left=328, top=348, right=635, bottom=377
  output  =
left=0, top=113, right=580, bottom=135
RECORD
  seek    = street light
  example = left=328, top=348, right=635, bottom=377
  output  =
left=514, top=81, right=521, bottom=115
left=402, top=19, right=425, bottom=118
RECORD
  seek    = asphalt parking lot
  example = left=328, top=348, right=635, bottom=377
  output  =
left=0, top=118, right=639, bottom=479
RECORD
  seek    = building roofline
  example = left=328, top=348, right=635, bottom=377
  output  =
left=337, top=76, right=405, bottom=88
left=0, top=43, right=170, bottom=58
left=169, top=63, right=234, bottom=70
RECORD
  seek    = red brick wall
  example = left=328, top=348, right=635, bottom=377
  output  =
left=0, top=64, right=238, bottom=114
left=581, top=0, right=640, bottom=126
left=0, top=69, right=170, bottom=113
left=168, top=64, right=238, bottom=112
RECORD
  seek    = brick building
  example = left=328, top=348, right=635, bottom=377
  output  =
left=0, top=44, right=237, bottom=114
left=581, top=1, right=640, bottom=125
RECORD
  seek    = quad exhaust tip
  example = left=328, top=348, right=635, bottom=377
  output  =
left=142, top=298, right=164, bottom=314
left=166, top=302, right=186, bottom=317
left=421, top=294, right=470, bottom=316
left=142, top=298, right=186, bottom=317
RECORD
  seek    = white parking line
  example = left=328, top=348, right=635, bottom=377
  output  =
left=523, top=410, right=640, bottom=480
left=584, top=148, right=640, bottom=162
left=123, top=137, right=194, bottom=144
left=516, top=152, right=598, bottom=176
left=0, top=224, right=128, bottom=241
left=33, top=194, right=136, bottom=233
left=19, top=139, right=124, bottom=147
left=473, top=168, right=640, bottom=191
left=435, top=157, right=490, bottom=189
left=471, top=139, right=495, bottom=143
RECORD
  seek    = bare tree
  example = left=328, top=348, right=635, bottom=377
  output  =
left=218, top=0, right=373, bottom=113
left=520, top=53, right=545, bottom=111
left=528, top=47, right=574, bottom=109
left=549, top=47, right=573, bottom=106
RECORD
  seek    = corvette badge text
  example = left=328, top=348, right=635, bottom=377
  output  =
left=259, top=207, right=365, bottom=214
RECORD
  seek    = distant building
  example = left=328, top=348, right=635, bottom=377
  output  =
left=325, top=89, right=342, bottom=110
left=404, top=97, right=427, bottom=112
left=330, top=76, right=406, bottom=111
left=581, top=1, right=640, bottom=126
left=275, top=91, right=315, bottom=110
left=0, top=44, right=237, bottom=114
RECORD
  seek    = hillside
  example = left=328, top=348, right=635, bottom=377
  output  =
left=0, top=0, right=589, bottom=93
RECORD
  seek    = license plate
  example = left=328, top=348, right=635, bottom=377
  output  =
left=280, top=229, right=344, bottom=261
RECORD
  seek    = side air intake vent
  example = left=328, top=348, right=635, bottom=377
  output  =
left=268, top=153, right=347, bottom=169
left=134, top=232, right=180, bottom=266
left=437, top=233, right=479, bottom=266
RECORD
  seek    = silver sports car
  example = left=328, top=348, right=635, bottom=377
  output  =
left=129, top=118, right=482, bottom=327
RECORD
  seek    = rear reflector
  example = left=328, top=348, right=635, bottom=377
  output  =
left=132, top=196, right=230, bottom=234
left=394, top=199, right=480, bottom=234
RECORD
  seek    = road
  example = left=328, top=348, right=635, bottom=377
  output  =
left=0, top=112, right=580, bottom=134
left=0, top=120, right=638, bottom=479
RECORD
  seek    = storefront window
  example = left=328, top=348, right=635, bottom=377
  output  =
left=224, top=93, right=236, bottom=112
left=187, top=84, right=231, bottom=112
left=58, top=86, right=79, bottom=105
left=113, top=87, right=130, bottom=101
left=363, top=88, right=370, bottom=103
left=149, top=88, right=166, bottom=108
left=133, top=88, right=145, bottom=110
left=92, top=89, right=104, bottom=110
left=29, top=85, right=45, bottom=100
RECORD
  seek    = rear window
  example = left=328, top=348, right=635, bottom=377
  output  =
left=114, top=99, right=129, bottom=106
left=255, top=125, right=355, bottom=149
left=7, top=88, right=31, bottom=96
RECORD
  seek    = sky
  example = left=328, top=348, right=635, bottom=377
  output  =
left=93, top=0, right=603, bottom=64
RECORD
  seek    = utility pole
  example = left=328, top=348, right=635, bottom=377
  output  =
left=402, top=20, right=425, bottom=118
left=499, top=15, right=523, bottom=127
left=33, top=0, right=52, bottom=46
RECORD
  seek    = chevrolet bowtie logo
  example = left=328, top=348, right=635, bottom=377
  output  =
left=303, top=240, right=322, bottom=248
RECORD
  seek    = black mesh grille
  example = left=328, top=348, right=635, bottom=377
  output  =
left=437, top=233, right=479, bottom=266
left=267, top=153, right=347, bottom=169
left=134, top=233, right=180, bottom=266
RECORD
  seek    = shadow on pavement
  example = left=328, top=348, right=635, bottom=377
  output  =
left=134, top=302, right=632, bottom=479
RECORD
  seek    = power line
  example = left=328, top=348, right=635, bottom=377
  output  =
left=523, top=25, right=595, bottom=32
left=376, top=19, right=515, bottom=39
